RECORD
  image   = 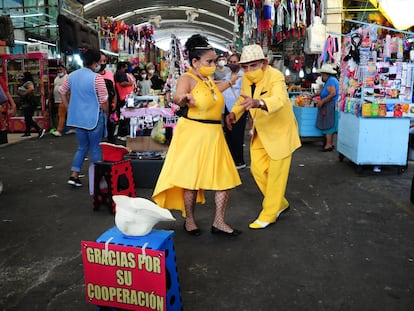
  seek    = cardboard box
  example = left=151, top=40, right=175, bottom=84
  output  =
left=126, top=136, right=169, bottom=152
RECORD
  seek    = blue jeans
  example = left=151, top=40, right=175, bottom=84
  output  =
left=71, top=111, right=105, bottom=173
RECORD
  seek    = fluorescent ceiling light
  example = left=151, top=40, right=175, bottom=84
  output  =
left=369, top=0, right=414, bottom=30
left=15, top=39, right=31, bottom=45
left=28, top=38, right=56, bottom=47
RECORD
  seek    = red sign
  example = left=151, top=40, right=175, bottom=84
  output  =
left=81, top=241, right=166, bottom=311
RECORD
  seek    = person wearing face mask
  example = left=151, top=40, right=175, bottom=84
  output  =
left=137, top=68, right=152, bottom=96
left=214, top=54, right=231, bottom=81
left=146, top=62, right=165, bottom=92
left=98, top=51, right=117, bottom=144
left=222, top=53, right=247, bottom=169
left=115, top=62, right=135, bottom=140
left=59, top=48, right=108, bottom=189
left=153, top=34, right=241, bottom=237
left=226, top=44, right=301, bottom=230
left=51, top=65, right=69, bottom=137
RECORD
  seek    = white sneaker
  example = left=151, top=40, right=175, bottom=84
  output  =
left=236, top=163, right=246, bottom=170
left=373, top=166, right=382, bottom=173
left=65, top=129, right=76, bottom=135
left=52, top=130, right=62, bottom=137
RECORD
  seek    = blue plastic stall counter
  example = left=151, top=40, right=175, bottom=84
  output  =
left=292, top=105, right=323, bottom=137
left=96, top=227, right=183, bottom=311
left=337, top=112, right=410, bottom=167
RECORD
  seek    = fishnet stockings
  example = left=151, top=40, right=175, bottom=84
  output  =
left=183, top=189, right=234, bottom=233
left=184, top=189, right=197, bottom=231
left=213, top=190, right=234, bottom=233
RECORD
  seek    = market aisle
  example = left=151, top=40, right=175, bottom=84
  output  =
left=0, top=134, right=414, bottom=310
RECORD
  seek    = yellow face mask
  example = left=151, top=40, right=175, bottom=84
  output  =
left=199, top=65, right=216, bottom=77
left=245, top=68, right=264, bottom=84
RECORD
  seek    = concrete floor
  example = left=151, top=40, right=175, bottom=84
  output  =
left=1, top=131, right=414, bottom=311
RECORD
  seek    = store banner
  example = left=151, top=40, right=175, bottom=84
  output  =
left=81, top=241, right=166, bottom=311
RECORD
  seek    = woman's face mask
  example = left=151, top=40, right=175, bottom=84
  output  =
left=58, top=73, right=65, bottom=77
left=199, top=66, right=216, bottom=77
left=148, top=69, right=155, bottom=75
left=141, top=74, right=147, bottom=79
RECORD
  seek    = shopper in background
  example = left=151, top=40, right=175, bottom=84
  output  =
left=18, top=72, right=45, bottom=139
left=214, top=53, right=231, bottom=81
left=0, top=76, right=16, bottom=128
left=114, top=61, right=134, bottom=140
left=98, top=51, right=117, bottom=144
left=146, top=62, right=165, bottom=92
left=153, top=34, right=241, bottom=237
left=0, top=76, right=15, bottom=194
left=222, top=53, right=247, bottom=169
left=51, top=64, right=68, bottom=137
left=59, top=48, right=108, bottom=189
left=226, top=44, right=301, bottom=229
left=0, top=75, right=16, bottom=138
left=315, top=63, right=340, bottom=152
left=137, top=67, right=152, bottom=96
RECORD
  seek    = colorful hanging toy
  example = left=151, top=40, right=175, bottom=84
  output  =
left=262, top=0, right=273, bottom=31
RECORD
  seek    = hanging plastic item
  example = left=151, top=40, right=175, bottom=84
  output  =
left=111, top=38, right=119, bottom=52
left=262, top=0, right=273, bottom=31
left=304, top=16, right=326, bottom=54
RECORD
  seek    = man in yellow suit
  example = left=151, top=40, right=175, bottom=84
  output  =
left=226, top=44, right=301, bottom=229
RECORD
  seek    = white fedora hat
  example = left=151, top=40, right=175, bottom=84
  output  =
left=239, top=44, right=265, bottom=64
left=317, top=63, right=337, bottom=75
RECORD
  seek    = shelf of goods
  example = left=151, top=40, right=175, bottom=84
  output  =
left=337, top=28, right=414, bottom=171
left=291, top=93, right=323, bottom=138
left=0, top=53, right=50, bottom=132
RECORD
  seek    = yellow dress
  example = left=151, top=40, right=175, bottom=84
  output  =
left=152, top=70, right=241, bottom=216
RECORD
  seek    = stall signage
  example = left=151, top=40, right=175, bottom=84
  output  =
left=81, top=241, right=166, bottom=311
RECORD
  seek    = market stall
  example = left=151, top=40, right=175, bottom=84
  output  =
left=337, top=21, right=414, bottom=172
left=0, top=52, right=50, bottom=132
left=291, top=92, right=323, bottom=138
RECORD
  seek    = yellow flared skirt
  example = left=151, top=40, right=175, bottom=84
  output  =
left=152, top=117, right=241, bottom=216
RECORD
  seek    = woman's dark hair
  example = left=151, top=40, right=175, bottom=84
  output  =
left=80, top=48, right=101, bottom=67
left=185, top=34, right=213, bottom=67
left=22, top=72, right=33, bottom=83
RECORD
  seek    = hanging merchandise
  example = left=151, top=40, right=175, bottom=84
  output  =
left=262, top=0, right=274, bottom=30
left=319, top=36, right=340, bottom=65
left=337, top=20, right=414, bottom=170
left=304, top=16, right=327, bottom=54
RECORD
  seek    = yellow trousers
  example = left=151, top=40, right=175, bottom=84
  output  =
left=250, top=134, right=291, bottom=223
left=56, top=103, right=67, bottom=132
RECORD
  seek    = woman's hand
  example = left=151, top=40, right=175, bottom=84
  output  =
left=178, top=93, right=195, bottom=107
left=316, top=99, right=324, bottom=108
left=225, top=112, right=236, bottom=131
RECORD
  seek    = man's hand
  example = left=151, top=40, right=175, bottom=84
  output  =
left=238, top=94, right=261, bottom=110
left=226, top=112, right=236, bottom=131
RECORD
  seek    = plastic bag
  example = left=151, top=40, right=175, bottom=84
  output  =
left=150, top=118, right=166, bottom=144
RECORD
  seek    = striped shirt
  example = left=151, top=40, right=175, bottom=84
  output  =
left=59, top=72, right=108, bottom=105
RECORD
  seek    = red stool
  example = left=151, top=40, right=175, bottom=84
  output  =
left=93, top=159, right=136, bottom=213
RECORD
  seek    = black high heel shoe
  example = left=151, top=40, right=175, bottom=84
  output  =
left=183, top=222, right=201, bottom=236
left=211, top=226, right=242, bottom=237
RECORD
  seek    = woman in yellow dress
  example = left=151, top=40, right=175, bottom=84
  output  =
left=152, top=34, right=241, bottom=236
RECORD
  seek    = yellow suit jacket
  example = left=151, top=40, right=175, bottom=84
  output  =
left=231, top=66, right=301, bottom=160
